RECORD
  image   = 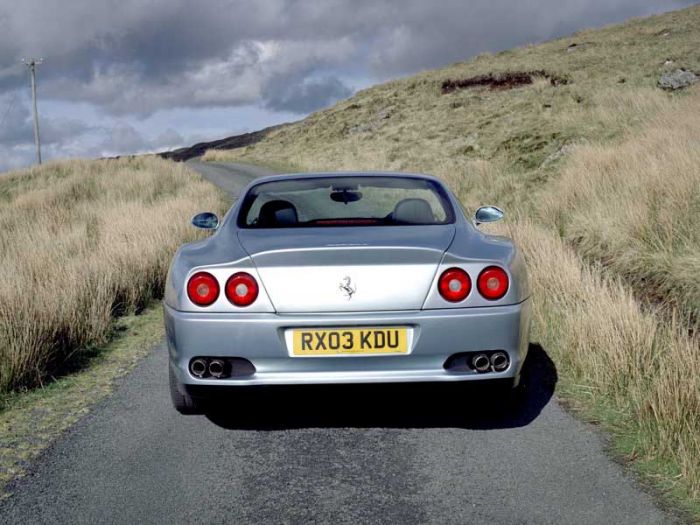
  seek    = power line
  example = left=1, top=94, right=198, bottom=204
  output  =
left=22, top=57, right=43, bottom=165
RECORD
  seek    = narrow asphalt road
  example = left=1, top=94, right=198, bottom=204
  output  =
left=0, top=162, right=677, bottom=524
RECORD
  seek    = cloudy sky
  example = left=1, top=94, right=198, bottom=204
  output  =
left=0, top=0, right=695, bottom=172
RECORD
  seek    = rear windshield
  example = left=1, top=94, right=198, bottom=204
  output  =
left=238, top=176, right=454, bottom=228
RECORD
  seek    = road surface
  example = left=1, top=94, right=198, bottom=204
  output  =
left=0, top=161, right=677, bottom=524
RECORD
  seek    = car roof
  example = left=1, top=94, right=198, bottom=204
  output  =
left=247, top=171, right=448, bottom=187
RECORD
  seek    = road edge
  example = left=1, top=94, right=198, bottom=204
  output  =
left=0, top=304, right=164, bottom=499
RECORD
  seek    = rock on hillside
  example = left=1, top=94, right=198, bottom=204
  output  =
left=658, top=69, right=698, bottom=90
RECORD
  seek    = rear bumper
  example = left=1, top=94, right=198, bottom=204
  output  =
left=164, top=298, right=531, bottom=387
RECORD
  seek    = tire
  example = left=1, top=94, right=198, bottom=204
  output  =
left=169, top=365, right=204, bottom=415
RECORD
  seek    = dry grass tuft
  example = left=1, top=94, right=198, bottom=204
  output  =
left=0, top=157, right=226, bottom=392
left=542, top=88, right=700, bottom=324
left=504, top=221, right=699, bottom=501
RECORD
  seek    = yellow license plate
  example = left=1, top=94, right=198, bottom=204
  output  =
left=292, top=327, right=408, bottom=356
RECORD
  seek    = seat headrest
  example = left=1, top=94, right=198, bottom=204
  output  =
left=258, top=200, right=298, bottom=226
left=393, top=198, right=434, bottom=224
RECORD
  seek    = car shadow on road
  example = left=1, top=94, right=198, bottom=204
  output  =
left=205, top=343, right=557, bottom=431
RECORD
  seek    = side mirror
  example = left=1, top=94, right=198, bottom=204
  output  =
left=473, top=205, right=504, bottom=226
left=191, top=212, right=219, bottom=230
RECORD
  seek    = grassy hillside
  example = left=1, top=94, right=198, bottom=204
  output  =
left=205, top=5, right=700, bottom=515
left=0, top=157, right=226, bottom=394
left=542, top=96, right=700, bottom=324
left=205, top=5, right=699, bottom=207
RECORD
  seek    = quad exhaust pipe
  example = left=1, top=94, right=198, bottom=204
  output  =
left=208, top=359, right=227, bottom=379
left=189, top=357, right=233, bottom=379
left=490, top=351, right=509, bottom=372
left=471, top=353, right=491, bottom=373
left=190, top=358, right=208, bottom=378
left=469, top=351, right=510, bottom=373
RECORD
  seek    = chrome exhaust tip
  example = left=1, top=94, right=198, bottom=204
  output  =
left=208, top=359, right=227, bottom=379
left=491, top=351, right=509, bottom=372
left=190, top=358, right=208, bottom=378
left=471, top=353, right=491, bottom=373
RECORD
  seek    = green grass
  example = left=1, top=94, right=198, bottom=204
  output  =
left=0, top=303, right=164, bottom=498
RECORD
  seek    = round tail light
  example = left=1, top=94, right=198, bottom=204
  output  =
left=438, top=268, right=471, bottom=302
left=225, top=272, right=259, bottom=307
left=187, top=272, right=220, bottom=306
left=477, top=266, right=509, bottom=300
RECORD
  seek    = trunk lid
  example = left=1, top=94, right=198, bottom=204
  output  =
left=238, top=226, right=455, bottom=312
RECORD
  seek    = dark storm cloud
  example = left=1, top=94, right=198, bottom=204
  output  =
left=364, top=0, right=698, bottom=76
left=1, top=0, right=697, bottom=172
left=0, top=0, right=359, bottom=115
left=1, top=0, right=696, bottom=117
left=263, top=75, right=353, bottom=113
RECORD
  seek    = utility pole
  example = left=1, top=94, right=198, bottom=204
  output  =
left=22, top=58, right=43, bottom=165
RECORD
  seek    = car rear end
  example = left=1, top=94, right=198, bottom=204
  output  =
left=164, top=173, right=531, bottom=403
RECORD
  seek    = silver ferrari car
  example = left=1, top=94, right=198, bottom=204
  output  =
left=164, top=172, right=531, bottom=414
